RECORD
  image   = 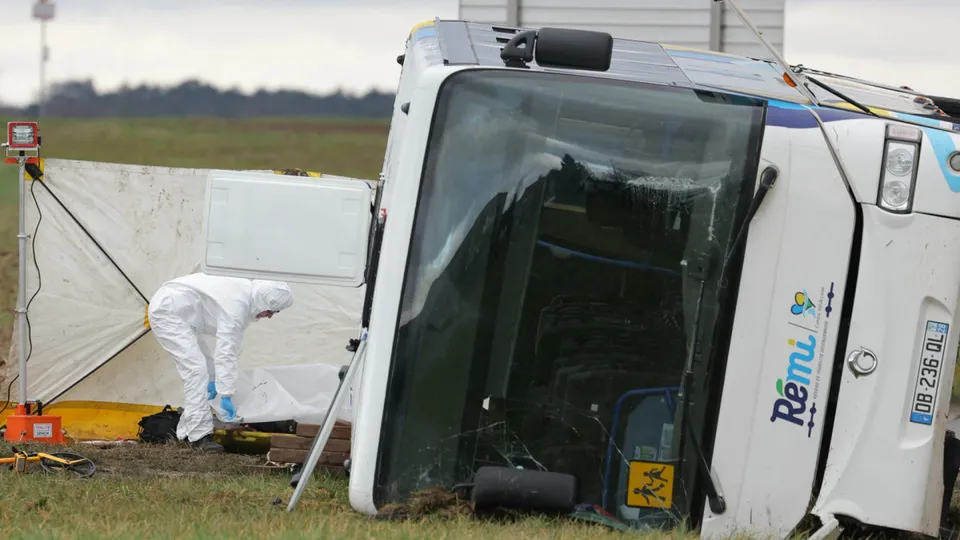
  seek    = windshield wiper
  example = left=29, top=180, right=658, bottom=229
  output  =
left=676, top=253, right=727, bottom=515
left=675, top=166, right=779, bottom=516
left=714, top=0, right=878, bottom=120
left=720, top=166, right=779, bottom=285
left=798, top=70, right=881, bottom=119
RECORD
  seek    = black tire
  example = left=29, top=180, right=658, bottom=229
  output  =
left=39, top=452, right=96, bottom=478
left=471, top=466, right=578, bottom=514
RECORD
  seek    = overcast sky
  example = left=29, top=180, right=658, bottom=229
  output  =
left=0, top=0, right=957, bottom=106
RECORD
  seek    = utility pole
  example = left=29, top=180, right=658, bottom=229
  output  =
left=32, top=0, right=55, bottom=119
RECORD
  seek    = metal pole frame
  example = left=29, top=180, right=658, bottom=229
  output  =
left=4, top=142, right=39, bottom=407
left=716, top=0, right=819, bottom=106
left=39, top=20, right=46, bottom=119
left=16, top=154, right=28, bottom=404
left=287, top=332, right=367, bottom=511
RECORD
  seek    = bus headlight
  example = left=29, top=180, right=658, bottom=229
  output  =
left=878, top=123, right=922, bottom=213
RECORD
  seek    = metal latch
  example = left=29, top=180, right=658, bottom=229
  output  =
left=846, top=347, right=878, bottom=377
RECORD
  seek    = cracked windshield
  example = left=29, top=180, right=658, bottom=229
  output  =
left=377, top=69, right=766, bottom=529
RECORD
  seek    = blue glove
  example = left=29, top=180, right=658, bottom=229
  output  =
left=207, top=381, right=217, bottom=400
left=221, top=396, right=236, bottom=421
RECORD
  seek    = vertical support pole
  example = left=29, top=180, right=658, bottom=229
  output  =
left=287, top=333, right=367, bottom=512
left=17, top=155, right=27, bottom=405
left=506, top=0, right=520, bottom=27
left=38, top=20, right=46, bottom=119
left=709, top=0, right=723, bottom=52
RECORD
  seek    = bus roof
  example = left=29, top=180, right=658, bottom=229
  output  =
left=415, top=19, right=960, bottom=133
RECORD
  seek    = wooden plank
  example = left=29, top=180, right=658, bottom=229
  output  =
left=268, top=448, right=350, bottom=466
left=271, top=435, right=350, bottom=453
left=295, top=421, right=352, bottom=438
left=270, top=435, right=313, bottom=450
left=296, top=421, right=351, bottom=439
left=268, top=448, right=309, bottom=464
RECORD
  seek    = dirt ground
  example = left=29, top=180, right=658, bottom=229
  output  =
left=7, top=439, right=273, bottom=478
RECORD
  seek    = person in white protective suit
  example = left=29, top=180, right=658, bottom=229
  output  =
left=147, top=272, right=294, bottom=452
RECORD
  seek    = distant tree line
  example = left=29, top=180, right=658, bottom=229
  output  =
left=1, top=79, right=396, bottom=118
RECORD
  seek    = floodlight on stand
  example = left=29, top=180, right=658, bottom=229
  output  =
left=7, top=122, right=39, bottom=150
left=2, top=120, right=63, bottom=445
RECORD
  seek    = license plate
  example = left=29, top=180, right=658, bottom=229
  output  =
left=909, top=321, right=950, bottom=425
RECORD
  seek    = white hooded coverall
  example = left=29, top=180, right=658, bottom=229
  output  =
left=147, top=273, right=294, bottom=442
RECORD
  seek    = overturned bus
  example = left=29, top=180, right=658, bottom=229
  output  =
left=198, top=9, right=960, bottom=540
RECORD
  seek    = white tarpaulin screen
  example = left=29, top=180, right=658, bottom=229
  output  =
left=3, top=159, right=367, bottom=424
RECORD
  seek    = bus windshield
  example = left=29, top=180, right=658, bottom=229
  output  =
left=374, top=68, right=766, bottom=529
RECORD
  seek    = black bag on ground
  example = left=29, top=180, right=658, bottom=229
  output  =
left=137, top=405, right=182, bottom=444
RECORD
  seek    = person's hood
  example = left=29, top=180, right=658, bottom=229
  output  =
left=249, top=280, right=294, bottom=318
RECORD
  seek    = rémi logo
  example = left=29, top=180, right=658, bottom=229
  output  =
left=771, top=334, right=816, bottom=430
left=771, top=290, right=821, bottom=437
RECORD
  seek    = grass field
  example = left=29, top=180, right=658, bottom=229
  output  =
left=0, top=117, right=959, bottom=539
left=0, top=442, right=663, bottom=540
left=0, top=441, right=952, bottom=540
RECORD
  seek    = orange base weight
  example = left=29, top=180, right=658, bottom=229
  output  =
left=4, top=413, right=64, bottom=444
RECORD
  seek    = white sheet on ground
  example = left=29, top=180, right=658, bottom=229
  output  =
left=209, top=363, right=354, bottom=425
